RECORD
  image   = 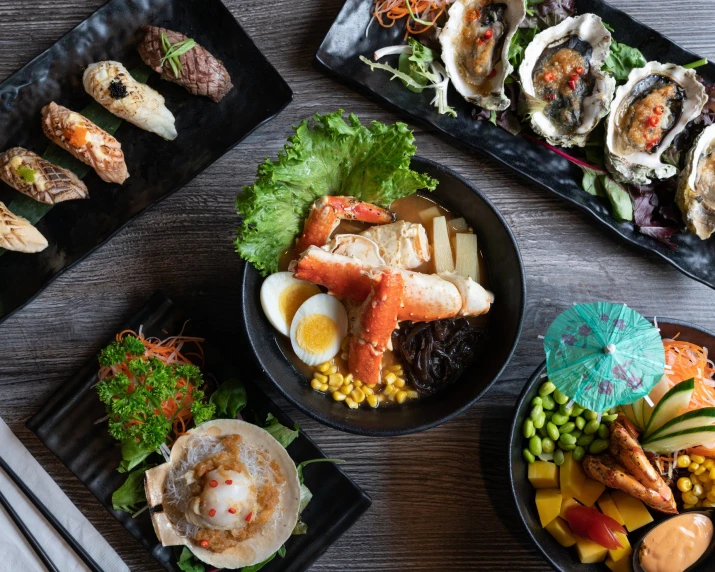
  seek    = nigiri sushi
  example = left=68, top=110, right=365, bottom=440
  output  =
left=0, top=147, right=89, bottom=204
left=137, top=25, right=233, bottom=103
left=42, top=102, right=129, bottom=184
left=0, top=201, right=48, bottom=253
left=83, top=61, right=177, bottom=140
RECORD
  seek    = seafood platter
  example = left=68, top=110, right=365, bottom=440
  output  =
left=316, top=0, right=715, bottom=289
left=510, top=304, right=715, bottom=572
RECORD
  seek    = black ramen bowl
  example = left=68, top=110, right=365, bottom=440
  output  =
left=509, top=318, right=715, bottom=571
left=241, top=156, right=526, bottom=436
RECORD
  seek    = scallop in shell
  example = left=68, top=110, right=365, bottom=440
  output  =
left=518, top=13, right=615, bottom=147
left=676, top=123, right=715, bottom=239
left=605, top=62, right=708, bottom=185
left=440, top=0, right=526, bottom=111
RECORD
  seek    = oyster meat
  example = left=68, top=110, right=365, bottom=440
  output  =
left=440, top=0, right=526, bottom=111
left=606, top=62, right=707, bottom=185
left=518, top=13, right=615, bottom=147
left=677, top=123, right=715, bottom=239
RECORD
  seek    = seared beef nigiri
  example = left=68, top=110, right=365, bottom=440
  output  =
left=138, top=25, right=233, bottom=103
left=0, top=147, right=89, bottom=204
left=42, top=102, right=129, bottom=185
left=0, top=201, right=48, bottom=253
left=83, top=61, right=177, bottom=140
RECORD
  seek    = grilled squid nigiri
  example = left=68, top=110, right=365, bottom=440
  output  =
left=137, top=25, right=233, bottom=103
left=42, top=102, right=129, bottom=185
left=83, top=61, right=177, bottom=140
left=0, top=201, right=48, bottom=253
left=0, top=147, right=89, bottom=204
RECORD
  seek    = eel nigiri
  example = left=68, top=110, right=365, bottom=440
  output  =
left=137, top=25, right=233, bottom=103
left=0, top=201, right=48, bottom=253
left=42, top=102, right=129, bottom=185
left=83, top=61, right=177, bottom=140
left=0, top=147, right=89, bottom=204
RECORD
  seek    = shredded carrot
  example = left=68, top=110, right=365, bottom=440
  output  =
left=373, top=0, right=453, bottom=37
left=663, top=339, right=715, bottom=409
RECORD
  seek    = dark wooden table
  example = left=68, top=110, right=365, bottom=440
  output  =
left=1, top=1, right=715, bottom=570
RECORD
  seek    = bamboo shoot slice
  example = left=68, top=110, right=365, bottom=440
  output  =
left=448, top=217, right=469, bottom=234
left=418, top=206, right=441, bottom=224
left=433, top=216, right=455, bottom=273
left=455, top=233, right=478, bottom=281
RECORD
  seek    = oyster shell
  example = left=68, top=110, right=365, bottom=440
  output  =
left=606, top=62, right=707, bottom=185
left=440, top=0, right=526, bottom=111
left=518, top=13, right=615, bottom=147
left=676, top=123, right=715, bottom=239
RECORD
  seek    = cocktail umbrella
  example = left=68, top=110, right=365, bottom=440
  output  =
left=543, top=302, right=665, bottom=413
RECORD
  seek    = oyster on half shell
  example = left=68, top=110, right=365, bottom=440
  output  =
left=518, top=13, right=615, bottom=148
left=440, top=0, right=526, bottom=111
left=605, top=62, right=708, bottom=185
left=677, top=123, right=715, bottom=240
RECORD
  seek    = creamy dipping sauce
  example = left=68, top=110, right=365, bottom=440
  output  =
left=639, top=513, right=713, bottom=572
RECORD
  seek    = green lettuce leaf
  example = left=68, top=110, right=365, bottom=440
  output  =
left=176, top=547, right=204, bottom=572
left=235, top=111, right=437, bottom=275
left=263, top=413, right=299, bottom=448
left=603, top=38, right=647, bottom=81
left=112, top=467, right=147, bottom=513
left=210, top=378, right=247, bottom=419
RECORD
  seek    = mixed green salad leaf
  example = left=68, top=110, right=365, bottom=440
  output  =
left=235, top=110, right=437, bottom=275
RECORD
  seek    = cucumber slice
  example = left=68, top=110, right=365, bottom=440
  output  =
left=642, top=375, right=671, bottom=428
left=643, top=379, right=694, bottom=439
left=643, top=408, right=715, bottom=443
left=619, top=403, right=637, bottom=427
left=632, top=397, right=645, bottom=431
left=642, top=426, right=715, bottom=454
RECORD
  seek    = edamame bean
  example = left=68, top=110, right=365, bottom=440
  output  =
left=530, top=404, right=544, bottom=419
left=542, top=437, right=555, bottom=454
left=559, top=422, right=576, bottom=434
left=575, top=416, right=586, bottom=430
left=546, top=422, right=560, bottom=441
left=584, top=410, right=599, bottom=421
left=589, top=439, right=610, bottom=455
left=577, top=433, right=596, bottom=447
left=598, top=423, right=610, bottom=440
left=553, top=389, right=569, bottom=405
left=523, top=418, right=535, bottom=438
left=523, top=448, right=536, bottom=464
left=571, top=405, right=585, bottom=417
left=559, top=403, right=574, bottom=416
left=571, top=430, right=582, bottom=439
left=554, top=449, right=565, bottom=466
left=544, top=410, right=554, bottom=420
left=584, top=419, right=600, bottom=434
left=533, top=412, right=546, bottom=429
left=559, top=433, right=577, bottom=446
left=552, top=413, right=569, bottom=426
left=559, top=442, right=577, bottom=451
left=538, top=381, right=556, bottom=396
left=531, top=396, right=543, bottom=407
left=602, top=413, right=619, bottom=423
left=541, top=394, right=556, bottom=410
left=529, top=435, right=543, bottom=456
left=573, top=446, right=586, bottom=462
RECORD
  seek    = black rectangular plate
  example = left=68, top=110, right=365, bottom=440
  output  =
left=0, top=0, right=292, bottom=325
left=315, top=0, right=715, bottom=289
left=26, top=292, right=371, bottom=572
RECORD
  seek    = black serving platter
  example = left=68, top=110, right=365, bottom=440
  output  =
left=26, top=292, right=370, bottom=572
left=0, top=0, right=292, bottom=325
left=315, top=0, right=715, bottom=290
left=241, top=156, right=526, bottom=436
left=509, top=318, right=715, bottom=571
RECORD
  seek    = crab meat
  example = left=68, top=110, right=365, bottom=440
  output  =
left=324, top=235, right=386, bottom=266
left=295, top=196, right=395, bottom=254
left=359, top=220, right=430, bottom=269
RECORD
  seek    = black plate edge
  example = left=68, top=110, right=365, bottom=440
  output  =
left=507, top=317, right=715, bottom=571
left=313, top=0, right=714, bottom=291
left=0, top=0, right=293, bottom=329
left=241, top=155, right=527, bottom=437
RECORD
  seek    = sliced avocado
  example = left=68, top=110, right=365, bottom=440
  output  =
left=643, top=379, right=694, bottom=439
left=642, top=426, right=715, bottom=455
left=643, top=408, right=715, bottom=443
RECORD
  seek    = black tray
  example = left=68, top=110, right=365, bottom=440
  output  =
left=26, top=292, right=371, bottom=572
left=0, top=0, right=292, bottom=325
left=315, top=0, right=715, bottom=289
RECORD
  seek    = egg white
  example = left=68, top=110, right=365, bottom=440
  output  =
left=260, top=272, right=319, bottom=336
left=289, top=294, right=348, bottom=366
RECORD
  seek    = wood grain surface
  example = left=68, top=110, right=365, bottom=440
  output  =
left=1, top=1, right=715, bottom=570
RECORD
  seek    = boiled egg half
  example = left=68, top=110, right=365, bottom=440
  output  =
left=260, top=272, right=321, bottom=336
left=289, top=294, right=348, bottom=366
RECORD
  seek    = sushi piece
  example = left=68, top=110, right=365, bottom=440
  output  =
left=83, top=61, right=177, bottom=140
left=138, top=25, right=233, bottom=103
left=41, top=102, right=129, bottom=184
left=0, top=202, right=48, bottom=253
left=0, top=147, right=89, bottom=204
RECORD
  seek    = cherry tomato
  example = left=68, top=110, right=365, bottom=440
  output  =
left=565, top=505, right=626, bottom=549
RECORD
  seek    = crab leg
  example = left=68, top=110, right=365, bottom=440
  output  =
left=349, top=270, right=404, bottom=385
left=296, top=196, right=395, bottom=254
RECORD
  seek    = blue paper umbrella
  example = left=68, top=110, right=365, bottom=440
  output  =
left=543, top=302, right=665, bottom=412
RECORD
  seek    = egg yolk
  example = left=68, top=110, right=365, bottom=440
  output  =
left=279, top=284, right=319, bottom=327
left=295, top=314, right=338, bottom=354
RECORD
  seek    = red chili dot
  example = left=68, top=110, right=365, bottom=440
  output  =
left=228, top=507, right=237, bottom=514
left=484, top=29, right=493, bottom=40
left=200, top=540, right=210, bottom=549
left=208, top=509, right=217, bottom=517
left=570, top=73, right=579, bottom=82
left=576, top=66, right=585, bottom=75
left=209, top=480, right=218, bottom=488
left=245, top=512, right=253, bottom=522
left=654, top=105, right=664, bottom=115
left=646, top=140, right=659, bottom=150
left=568, top=79, right=577, bottom=90
left=475, top=38, right=485, bottom=46
left=225, top=480, right=233, bottom=485
left=648, top=115, right=660, bottom=127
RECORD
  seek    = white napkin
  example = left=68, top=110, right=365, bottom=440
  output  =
left=0, top=417, right=129, bottom=572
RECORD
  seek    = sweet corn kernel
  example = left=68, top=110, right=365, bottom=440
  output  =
left=694, top=484, right=705, bottom=497
left=345, top=397, right=358, bottom=409
left=367, top=395, right=379, bottom=408
left=319, top=383, right=329, bottom=392
left=387, top=364, right=402, bottom=373
left=332, top=391, right=346, bottom=402
left=701, top=471, right=711, bottom=483
left=695, top=466, right=707, bottom=476
left=327, top=365, right=338, bottom=375
left=677, top=455, right=691, bottom=468
left=317, top=362, right=331, bottom=373
left=406, top=390, right=419, bottom=399
left=310, top=379, right=323, bottom=390
left=394, top=378, right=406, bottom=388
left=691, top=474, right=701, bottom=485
left=328, top=373, right=344, bottom=386
left=707, top=490, right=715, bottom=502
left=351, top=388, right=365, bottom=403
left=344, top=373, right=353, bottom=384
left=683, top=492, right=699, bottom=505
left=314, top=372, right=328, bottom=383
left=710, top=468, right=715, bottom=481
left=366, top=383, right=377, bottom=390
left=704, top=459, right=715, bottom=470
left=689, top=463, right=700, bottom=472
left=703, top=500, right=715, bottom=508
left=362, top=386, right=374, bottom=395
left=691, top=454, right=706, bottom=464
left=396, top=390, right=407, bottom=404
left=383, top=385, right=395, bottom=397
left=683, top=503, right=696, bottom=510
left=384, top=372, right=397, bottom=384
left=354, top=380, right=363, bottom=388
left=339, top=384, right=352, bottom=395
left=677, top=477, right=693, bottom=492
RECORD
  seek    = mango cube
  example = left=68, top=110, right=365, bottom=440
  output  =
left=535, top=488, right=562, bottom=527
left=528, top=461, right=559, bottom=488
left=597, top=492, right=626, bottom=526
left=559, top=496, right=581, bottom=520
left=611, top=490, right=654, bottom=532
left=560, top=452, right=605, bottom=506
left=544, top=516, right=576, bottom=547
left=606, top=555, right=633, bottom=572
left=575, top=536, right=608, bottom=564
left=608, top=532, right=632, bottom=566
